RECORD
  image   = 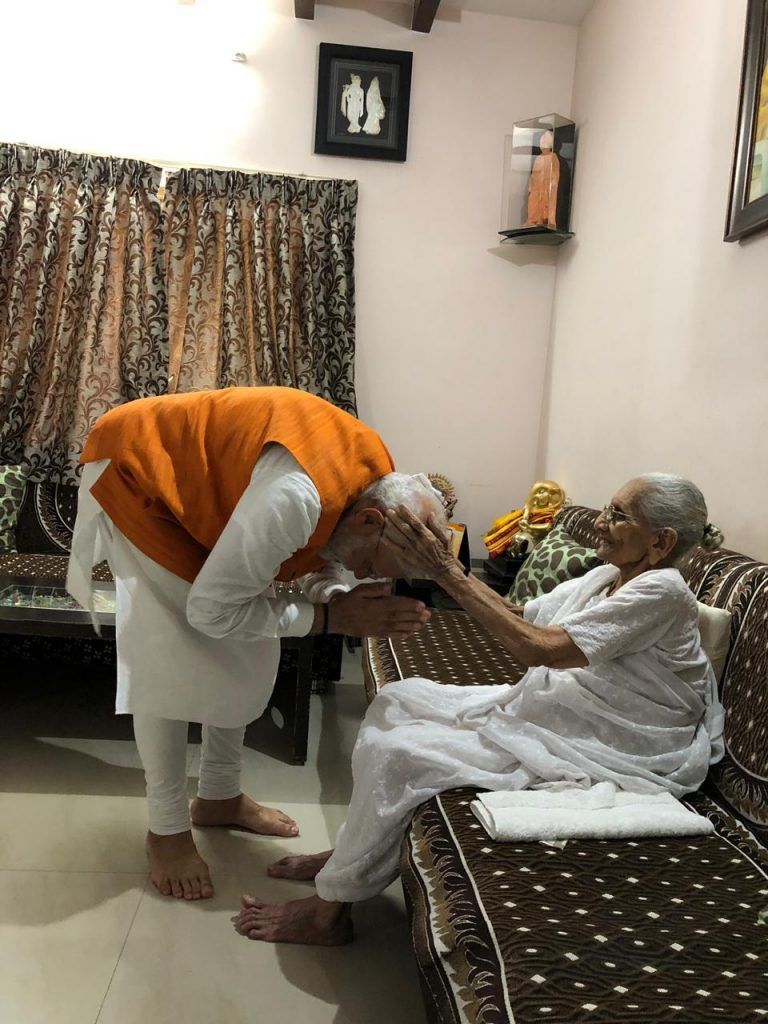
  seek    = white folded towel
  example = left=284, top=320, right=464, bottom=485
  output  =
left=470, top=782, right=714, bottom=843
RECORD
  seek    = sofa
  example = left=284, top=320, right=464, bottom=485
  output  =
left=0, top=478, right=116, bottom=665
left=364, top=505, right=768, bottom=1024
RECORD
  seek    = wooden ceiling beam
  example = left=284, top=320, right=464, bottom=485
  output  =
left=294, top=0, right=315, bottom=20
left=412, top=0, right=441, bottom=33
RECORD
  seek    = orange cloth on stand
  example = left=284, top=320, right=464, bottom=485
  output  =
left=81, top=387, right=394, bottom=583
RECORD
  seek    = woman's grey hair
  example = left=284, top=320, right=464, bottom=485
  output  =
left=633, top=474, right=724, bottom=560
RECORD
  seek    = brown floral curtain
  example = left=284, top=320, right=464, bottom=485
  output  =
left=0, top=146, right=358, bottom=484
left=165, top=169, right=358, bottom=414
left=0, top=144, right=168, bottom=484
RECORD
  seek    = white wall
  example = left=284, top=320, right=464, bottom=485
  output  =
left=541, top=0, right=768, bottom=560
left=0, top=0, right=578, bottom=554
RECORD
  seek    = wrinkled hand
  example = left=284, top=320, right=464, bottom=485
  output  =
left=384, top=506, right=457, bottom=581
left=327, top=582, right=430, bottom=639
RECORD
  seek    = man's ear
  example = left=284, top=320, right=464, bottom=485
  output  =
left=345, top=507, right=385, bottom=534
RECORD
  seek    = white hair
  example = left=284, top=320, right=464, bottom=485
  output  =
left=340, top=473, right=448, bottom=579
left=354, top=472, right=447, bottom=525
left=633, top=473, right=724, bottom=560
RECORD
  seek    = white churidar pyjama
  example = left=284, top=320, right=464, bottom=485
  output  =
left=132, top=715, right=245, bottom=835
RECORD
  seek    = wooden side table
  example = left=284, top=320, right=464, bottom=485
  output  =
left=269, top=635, right=316, bottom=765
left=0, top=569, right=322, bottom=766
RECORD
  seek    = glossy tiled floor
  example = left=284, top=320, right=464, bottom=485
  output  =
left=0, top=649, right=425, bottom=1024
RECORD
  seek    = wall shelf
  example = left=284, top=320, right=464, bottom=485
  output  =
left=499, top=228, right=574, bottom=247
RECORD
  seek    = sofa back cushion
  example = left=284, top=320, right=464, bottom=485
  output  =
left=0, top=465, right=27, bottom=551
left=683, top=547, right=768, bottom=840
left=555, top=504, right=602, bottom=550
left=697, top=603, right=731, bottom=682
left=15, top=481, right=78, bottom=554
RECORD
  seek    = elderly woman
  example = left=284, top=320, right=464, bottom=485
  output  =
left=235, top=474, right=725, bottom=946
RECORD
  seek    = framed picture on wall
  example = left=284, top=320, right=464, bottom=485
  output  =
left=314, top=43, right=413, bottom=162
left=725, top=0, right=768, bottom=240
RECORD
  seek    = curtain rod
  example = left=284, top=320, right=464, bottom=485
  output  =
left=146, top=156, right=345, bottom=182
left=6, top=139, right=352, bottom=184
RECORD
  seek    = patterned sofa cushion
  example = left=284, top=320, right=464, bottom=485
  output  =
left=682, top=548, right=768, bottom=844
left=14, top=481, right=79, bottom=554
left=364, top=609, right=525, bottom=703
left=556, top=503, right=603, bottom=549
left=402, top=787, right=768, bottom=1024
left=509, top=523, right=601, bottom=604
left=0, top=465, right=27, bottom=551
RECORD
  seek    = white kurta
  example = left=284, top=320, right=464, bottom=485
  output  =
left=315, top=565, right=726, bottom=903
left=67, top=445, right=351, bottom=727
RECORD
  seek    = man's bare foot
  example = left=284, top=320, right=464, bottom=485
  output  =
left=267, top=850, right=333, bottom=881
left=146, top=830, right=214, bottom=901
left=191, top=794, right=299, bottom=838
left=234, top=893, right=352, bottom=945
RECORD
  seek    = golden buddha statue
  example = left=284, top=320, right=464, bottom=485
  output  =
left=484, top=480, right=566, bottom=559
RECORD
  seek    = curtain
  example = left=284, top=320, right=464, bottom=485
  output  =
left=0, top=146, right=359, bottom=484
left=0, top=144, right=168, bottom=484
left=165, top=169, right=358, bottom=414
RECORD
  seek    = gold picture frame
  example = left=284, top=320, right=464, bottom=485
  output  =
left=725, top=0, right=768, bottom=241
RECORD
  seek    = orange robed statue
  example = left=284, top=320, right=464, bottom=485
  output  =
left=524, top=129, right=560, bottom=230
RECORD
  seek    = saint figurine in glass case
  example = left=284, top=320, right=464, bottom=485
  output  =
left=500, top=114, right=576, bottom=245
left=524, top=129, right=560, bottom=229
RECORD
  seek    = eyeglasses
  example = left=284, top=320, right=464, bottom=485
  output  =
left=600, top=503, right=637, bottom=526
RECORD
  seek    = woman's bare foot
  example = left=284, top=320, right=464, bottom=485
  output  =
left=234, top=893, right=352, bottom=945
left=191, top=794, right=299, bottom=838
left=267, top=850, right=333, bottom=881
left=146, top=831, right=214, bottom=901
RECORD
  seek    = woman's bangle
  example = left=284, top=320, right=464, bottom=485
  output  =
left=323, top=603, right=329, bottom=634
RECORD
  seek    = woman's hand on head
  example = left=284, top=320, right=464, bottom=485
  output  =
left=383, top=506, right=457, bottom=580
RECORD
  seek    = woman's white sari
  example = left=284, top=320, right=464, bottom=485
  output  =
left=314, top=566, right=725, bottom=903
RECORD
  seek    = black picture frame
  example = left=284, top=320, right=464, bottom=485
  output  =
left=314, top=43, right=413, bottom=162
left=725, top=0, right=768, bottom=241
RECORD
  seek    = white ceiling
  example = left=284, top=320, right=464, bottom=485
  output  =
left=443, top=0, right=594, bottom=24
left=181, top=0, right=596, bottom=28
left=385, top=0, right=595, bottom=26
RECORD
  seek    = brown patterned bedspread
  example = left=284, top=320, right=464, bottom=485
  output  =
left=364, top=609, right=527, bottom=701
left=402, top=788, right=768, bottom=1024
left=0, top=552, right=113, bottom=581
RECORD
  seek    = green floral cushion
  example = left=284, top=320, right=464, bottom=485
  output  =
left=509, top=524, right=601, bottom=604
left=0, top=465, right=27, bottom=552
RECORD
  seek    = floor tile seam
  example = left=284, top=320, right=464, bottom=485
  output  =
left=94, top=876, right=150, bottom=1024
left=0, top=867, right=149, bottom=876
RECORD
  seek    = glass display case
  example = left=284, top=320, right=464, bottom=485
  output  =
left=500, top=113, right=576, bottom=245
left=0, top=580, right=116, bottom=636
